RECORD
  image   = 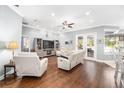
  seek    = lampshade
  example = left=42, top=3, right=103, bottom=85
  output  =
left=8, top=41, right=18, bottom=49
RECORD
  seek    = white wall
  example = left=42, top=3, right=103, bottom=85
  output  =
left=22, top=27, right=59, bottom=50
left=0, top=6, right=22, bottom=77
left=58, top=26, right=115, bottom=60
left=22, top=24, right=116, bottom=60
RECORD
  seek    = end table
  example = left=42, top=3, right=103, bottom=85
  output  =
left=4, top=62, right=16, bottom=79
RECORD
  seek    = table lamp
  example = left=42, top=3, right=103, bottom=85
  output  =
left=8, top=41, right=18, bottom=60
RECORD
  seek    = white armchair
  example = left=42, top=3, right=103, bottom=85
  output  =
left=13, top=52, right=48, bottom=77
left=57, top=50, right=85, bottom=70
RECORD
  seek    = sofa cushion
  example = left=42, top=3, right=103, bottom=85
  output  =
left=18, top=52, right=37, bottom=57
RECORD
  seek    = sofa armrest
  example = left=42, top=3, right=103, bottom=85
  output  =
left=57, top=57, right=70, bottom=70
left=58, top=57, right=69, bottom=62
left=40, top=58, right=48, bottom=68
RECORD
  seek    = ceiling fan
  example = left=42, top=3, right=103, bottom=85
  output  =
left=62, top=20, right=74, bottom=29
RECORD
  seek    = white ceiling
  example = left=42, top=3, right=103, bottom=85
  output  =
left=16, top=5, right=124, bottom=32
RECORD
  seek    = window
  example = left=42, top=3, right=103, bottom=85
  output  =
left=21, top=36, right=30, bottom=52
left=77, top=36, right=83, bottom=50
left=23, top=37, right=29, bottom=49
left=87, top=36, right=94, bottom=48
left=104, top=35, right=119, bottom=53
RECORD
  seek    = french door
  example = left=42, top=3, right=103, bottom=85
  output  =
left=86, top=33, right=97, bottom=58
left=76, top=33, right=97, bottom=58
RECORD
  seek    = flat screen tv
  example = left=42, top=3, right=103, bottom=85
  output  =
left=43, top=40, right=54, bottom=49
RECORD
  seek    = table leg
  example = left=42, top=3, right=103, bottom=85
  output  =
left=14, top=67, right=16, bottom=77
left=4, top=67, right=6, bottom=79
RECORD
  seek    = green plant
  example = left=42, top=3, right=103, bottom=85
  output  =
left=87, top=39, right=94, bottom=47
left=105, top=38, right=116, bottom=48
left=78, top=40, right=83, bottom=49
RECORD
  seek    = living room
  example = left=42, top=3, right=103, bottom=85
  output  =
left=1, top=4, right=124, bottom=89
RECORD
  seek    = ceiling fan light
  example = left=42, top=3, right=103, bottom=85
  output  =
left=68, top=25, right=73, bottom=28
left=64, top=25, right=68, bottom=29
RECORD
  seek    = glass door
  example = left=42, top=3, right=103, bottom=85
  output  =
left=76, top=33, right=97, bottom=58
left=76, top=35, right=84, bottom=50
left=86, top=34, right=97, bottom=58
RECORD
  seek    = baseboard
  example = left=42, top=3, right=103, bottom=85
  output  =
left=84, top=57, right=114, bottom=63
left=0, top=69, right=14, bottom=80
left=84, top=57, right=101, bottom=62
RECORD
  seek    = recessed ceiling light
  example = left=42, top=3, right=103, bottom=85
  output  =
left=85, top=11, right=90, bottom=16
left=51, top=13, right=55, bottom=17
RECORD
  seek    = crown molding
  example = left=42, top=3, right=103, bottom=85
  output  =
left=8, top=5, right=24, bottom=17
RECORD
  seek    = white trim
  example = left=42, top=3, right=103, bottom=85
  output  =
left=22, top=24, right=41, bottom=31
left=8, top=5, right=24, bottom=17
left=62, top=25, right=119, bottom=33
left=84, top=57, right=114, bottom=63
left=0, top=69, right=14, bottom=80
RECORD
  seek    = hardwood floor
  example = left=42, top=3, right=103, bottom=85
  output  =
left=0, top=56, right=116, bottom=88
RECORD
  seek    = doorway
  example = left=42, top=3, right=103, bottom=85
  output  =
left=76, top=33, right=97, bottom=58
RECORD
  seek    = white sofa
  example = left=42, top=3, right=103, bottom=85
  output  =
left=13, top=52, right=48, bottom=77
left=18, top=52, right=37, bottom=55
left=57, top=50, right=85, bottom=70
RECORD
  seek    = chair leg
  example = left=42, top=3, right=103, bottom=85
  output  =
left=119, top=76, right=122, bottom=88
left=114, top=70, right=118, bottom=82
left=114, top=70, right=119, bottom=87
left=120, top=80, right=122, bottom=88
left=119, top=73, right=124, bottom=88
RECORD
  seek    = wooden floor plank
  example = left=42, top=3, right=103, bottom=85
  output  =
left=0, top=56, right=116, bottom=88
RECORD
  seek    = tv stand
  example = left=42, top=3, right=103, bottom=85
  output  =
left=43, top=49, right=56, bottom=57
left=34, top=38, right=59, bottom=57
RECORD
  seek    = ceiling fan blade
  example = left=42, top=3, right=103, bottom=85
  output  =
left=63, top=27, right=65, bottom=29
left=62, top=22, right=65, bottom=25
left=69, top=23, right=74, bottom=25
left=68, top=25, right=73, bottom=28
left=61, top=21, right=74, bottom=30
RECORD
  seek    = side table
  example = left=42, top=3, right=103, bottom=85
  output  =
left=4, top=62, right=16, bottom=79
